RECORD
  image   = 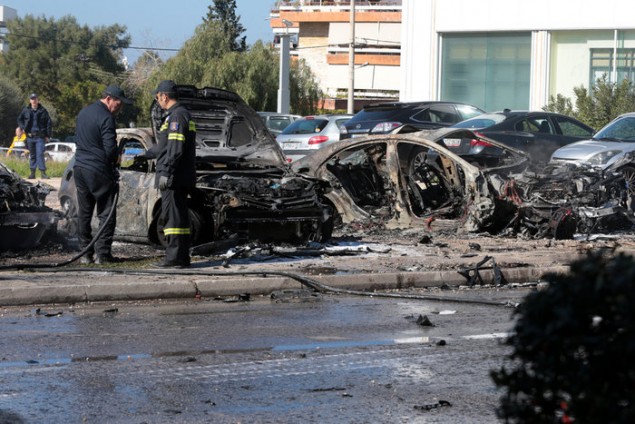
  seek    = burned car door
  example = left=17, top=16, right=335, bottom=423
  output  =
left=112, top=130, right=159, bottom=243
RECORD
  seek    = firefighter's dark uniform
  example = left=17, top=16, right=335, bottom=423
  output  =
left=155, top=102, right=197, bottom=265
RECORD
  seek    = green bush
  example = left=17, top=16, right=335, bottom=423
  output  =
left=544, top=75, right=635, bottom=130
left=492, top=251, right=635, bottom=423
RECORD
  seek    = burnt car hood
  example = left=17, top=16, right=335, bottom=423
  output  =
left=151, top=86, right=287, bottom=167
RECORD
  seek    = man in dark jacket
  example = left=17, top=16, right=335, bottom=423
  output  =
left=74, top=85, right=132, bottom=265
left=151, top=80, right=197, bottom=268
left=17, top=93, right=53, bottom=179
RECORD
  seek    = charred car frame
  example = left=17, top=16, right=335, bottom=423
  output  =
left=59, top=86, right=333, bottom=246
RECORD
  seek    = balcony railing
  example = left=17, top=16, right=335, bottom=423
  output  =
left=274, top=1, right=402, bottom=8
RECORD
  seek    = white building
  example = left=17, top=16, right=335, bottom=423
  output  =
left=401, top=0, right=635, bottom=111
left=0, top=6, right=17, bottom=53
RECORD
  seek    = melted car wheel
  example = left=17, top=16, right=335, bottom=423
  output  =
left=152, top=207, right=209, bottom=248
left=60, top=197, right=78, bottom=236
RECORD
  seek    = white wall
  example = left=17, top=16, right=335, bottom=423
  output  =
left=401, top=0, right=635, bottom=104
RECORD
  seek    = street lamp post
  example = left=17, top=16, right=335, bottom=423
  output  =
left=347, top=0, right=356, bottom=114
left=278, top=19, right=293, bottom=114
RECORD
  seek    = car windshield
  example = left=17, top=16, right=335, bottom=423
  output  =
left=593, top=116, right=635, bottom=142
left=268, top=117, right=294, bottom=132
left=452, top=113, right=506, bottom=129
left=281, top=118, right=329, bottom=135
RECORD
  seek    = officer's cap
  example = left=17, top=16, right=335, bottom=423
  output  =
left=153, top=80, right=177, bottom=96
left=104, top=85, right=133, bottom=105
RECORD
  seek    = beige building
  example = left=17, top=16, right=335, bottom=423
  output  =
left=270, top=1, right=402, bottom=111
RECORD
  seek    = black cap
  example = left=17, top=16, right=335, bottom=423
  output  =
left=104, top=85, right=132, bottom=105
left=153, top=80, right=177, bottom=96
left=29, top=93, right=38, bottom=99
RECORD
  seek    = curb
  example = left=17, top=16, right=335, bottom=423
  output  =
left=0, top=265, right=571, bottom=306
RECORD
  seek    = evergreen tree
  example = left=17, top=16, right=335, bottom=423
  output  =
left=204, top=0, right=247, bottom=52
left=0, top=15, right=131, bottom=135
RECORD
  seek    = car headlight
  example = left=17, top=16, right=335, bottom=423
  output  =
left=587, top=150, right=622, bottom=165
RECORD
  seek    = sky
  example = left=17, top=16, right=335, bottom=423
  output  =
left=4, top=0, right=275, bottom=64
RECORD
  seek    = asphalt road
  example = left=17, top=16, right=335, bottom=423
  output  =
left=0, top=290, right=529, bottom=423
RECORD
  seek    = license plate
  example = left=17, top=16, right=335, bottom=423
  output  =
left=283, top=142, right=301, bottom=150
left=444, top=138, right=461, bottom=147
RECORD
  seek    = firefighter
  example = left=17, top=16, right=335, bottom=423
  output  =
left=151, top=80, right=196, bottom=268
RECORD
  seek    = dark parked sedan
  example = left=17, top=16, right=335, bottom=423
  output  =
left=445, top=110, right=595, bottom=165
left=339, top=101, right=484, bottom=139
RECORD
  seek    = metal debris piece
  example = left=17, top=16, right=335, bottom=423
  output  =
left=416, top=314, right=434, bottom=326
left=414, top=400, right=453, bottom=411
left=458, top=256, right=508, bottom=286
left=35, top=308, right=63, bottom=317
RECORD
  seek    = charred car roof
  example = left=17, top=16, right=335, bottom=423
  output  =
left=151, top=85, right=287, bottom=167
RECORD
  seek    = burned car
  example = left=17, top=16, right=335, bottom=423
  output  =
left=290, top=128, right=635, bottom=239
left=0, top=162, right=59, bottom=251
left=290, top=129, right=527, bottom=235
left=59, top=86, right=333, bottom=246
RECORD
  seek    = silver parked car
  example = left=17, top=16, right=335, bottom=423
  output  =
left=550, top=112, right=635, bottom=201
left=550, top=112, right=635, bottom=169
left=257, top=112, right=302, bottom=136
left=276, top=114, right=353, bottom=162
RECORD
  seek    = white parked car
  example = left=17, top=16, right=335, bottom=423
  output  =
left=45, top=141, right=76, bottom=162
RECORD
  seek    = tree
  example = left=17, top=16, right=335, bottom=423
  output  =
left=0, top=75, right=24, bottom=146
left=204, top=0, right=247, bottom=52
left=290, top=58, right=322, bottom=116
left=135, top=24, right=321, bottom=125
left=0, top=15, right=132, bottom=136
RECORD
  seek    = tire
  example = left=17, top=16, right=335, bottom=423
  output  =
left=60, top=196, right=78, bottom=236
left=152, top=206, right=210, bottom=248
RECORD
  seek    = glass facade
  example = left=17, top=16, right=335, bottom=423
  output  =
left=590, top=48, right=635, bottom=85
left=441, top=33, right=531, bottom=111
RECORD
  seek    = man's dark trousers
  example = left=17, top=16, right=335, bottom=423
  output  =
left=74, top=166, right=117, bottom=257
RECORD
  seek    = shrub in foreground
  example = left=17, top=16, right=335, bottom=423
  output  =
left=492, top=251, right=635, bottom=423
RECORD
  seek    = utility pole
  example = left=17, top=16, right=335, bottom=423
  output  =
left=278, top=19, right=293, bottom=114
left=347, top=0, right=355, bottom=114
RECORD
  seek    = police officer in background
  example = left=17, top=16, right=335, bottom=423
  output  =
left=74, top=85, right=132, bottom=265
left=17, top=93, right=52, bottom=179
left=151, top=80, right=196, bottom=268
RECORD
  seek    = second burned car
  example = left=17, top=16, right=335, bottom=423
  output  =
left=59, top=86, right=334, bottom=246
left=290, top=128, right=635, bottom=239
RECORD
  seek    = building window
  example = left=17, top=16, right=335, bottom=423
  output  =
left=441, top=33, right=531, bottom=111
left=590, top=48, right=635, bottom=85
